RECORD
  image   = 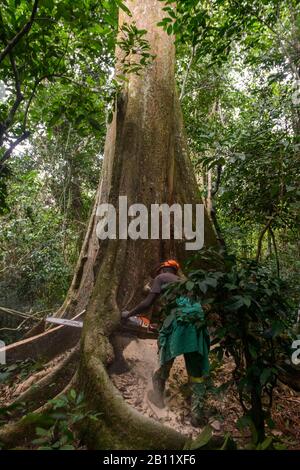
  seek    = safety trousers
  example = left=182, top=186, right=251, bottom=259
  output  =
left=153, top=352, right=209, bottom=423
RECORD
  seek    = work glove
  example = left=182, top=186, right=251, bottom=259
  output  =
left=121, top=310, right=131, bottom=320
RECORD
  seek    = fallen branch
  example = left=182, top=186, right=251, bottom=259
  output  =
left=0, top=306, right=37, bottom=319
left=0, top=318, right=31, bottom=333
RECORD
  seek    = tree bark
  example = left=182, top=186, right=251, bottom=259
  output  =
left=53, top=0, right=217, bottom=323
left=74, top=0, right=217, bottom=449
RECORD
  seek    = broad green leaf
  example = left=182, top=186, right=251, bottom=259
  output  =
left=189, top=426, right=212, bottom=450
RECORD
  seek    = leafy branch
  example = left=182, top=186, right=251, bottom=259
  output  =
left=0, top=0, right=39, bottom=65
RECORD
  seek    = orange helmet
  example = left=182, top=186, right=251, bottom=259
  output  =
left=156, top=259, right=180, bottom=273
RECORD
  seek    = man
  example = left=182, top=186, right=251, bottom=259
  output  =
left=122, top=259, right=180, bottom=319
left=121, top=259, right=212, bottom=426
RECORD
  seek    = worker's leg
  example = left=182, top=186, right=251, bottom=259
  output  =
left=190, top=378, right=208, bottom=427
left=148, top=358, right=174, bottom=408
left=184, top=352, right=210, bottom=426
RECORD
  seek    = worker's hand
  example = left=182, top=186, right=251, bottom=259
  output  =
left=143, top=282, right=151, bottom=294
left=121, top=310, right=131, bottom=320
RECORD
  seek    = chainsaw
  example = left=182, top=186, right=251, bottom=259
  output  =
left=120, top=314, right=159, bottom=339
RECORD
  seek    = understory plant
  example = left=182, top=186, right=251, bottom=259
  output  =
left=24, top=389, right=101, bottom=450
left=163, top=248, right=294, bottom=444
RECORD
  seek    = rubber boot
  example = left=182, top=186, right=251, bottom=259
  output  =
left=147, top=369, right=166, bottom=409
left=190, top=380, right=208, bottom=427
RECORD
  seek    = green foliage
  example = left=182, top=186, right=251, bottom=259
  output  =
left=0, top=0, right=116, bottom=138
left=26, top=389, right=101, bottom=450
left=163, top=248, right=294, bottom=443
left=176, top=0, right=300, bottom=299
left=0, top=358, right=45, bottom=386
left=0, top=0, right=154, bottom=210
left=160, top=0, right=298, bottom=66
left=0, top=402, right=26, bottom=429
left=0, top=0, right=115, bottom=217
left=0, top=389, right=101, bottom=450
left=187, top=425, right=213, bottom=449
left=184, top=425, right=237, bottom=450
left=0, top=158, right=79, bottom=308
left=0, top=165, right=10, bottom=215
left=118, top=22, right=156, bottom=75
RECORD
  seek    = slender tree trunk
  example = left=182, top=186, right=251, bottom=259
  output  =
left=206, top=169, right=213, bottom=217
left=267, top=229, right=272, bottom=257
left=245, top=346, right=265, bottom=444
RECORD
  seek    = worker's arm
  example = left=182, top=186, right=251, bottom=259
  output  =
left=122, top=292, right=159, bottom=319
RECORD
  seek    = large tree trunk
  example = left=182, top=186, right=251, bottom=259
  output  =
left=56, top=0, right=217, bottom=323
left=66, top=0, right=217, bottom=449
left=0, top=0, right=218, bottom=449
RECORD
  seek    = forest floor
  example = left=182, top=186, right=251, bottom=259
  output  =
left=110, top=336, right=300, bottom=449
left=0, top=351, right=68, bottom=405
left=0, top=337, right=299, bottom=449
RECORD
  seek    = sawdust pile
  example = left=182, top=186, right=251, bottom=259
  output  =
left=109, top=335, right=300, bottom=448
left=110, top=335, right=236, bottom=440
